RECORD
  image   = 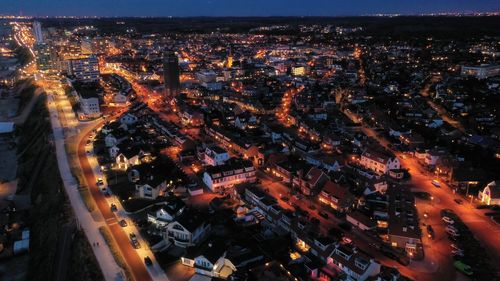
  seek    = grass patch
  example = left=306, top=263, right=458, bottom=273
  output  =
left=67, top=230, right=105, bottom=281
left=18, top=97, right=103, bottom=281
left=78, top=187, right=96, bottom=212
left=64, top=136, right=97, bottom=212
left=98, top=226, right=134, bottom=281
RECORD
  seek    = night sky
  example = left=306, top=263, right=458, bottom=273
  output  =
left=2, top=0, right=499, bottom=17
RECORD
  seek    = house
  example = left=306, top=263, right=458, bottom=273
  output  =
left=386, top=186, right=422, bottom=258
left=202, top=158, right=256, bottom=192
left=180, top=108, right=204, bottom=127
left=273, top=158, right=309, bottom=184
left=105, top=134, right=118, bottom=148
left=77, top=90, right=101, bottom=119
left=115, top=144, right=152, bottom=170
left=292, top=166, right=329, bottom=196
left=164, top=209, right=211, bottom=248
left=305, top=153, right=343, bottom=172
left=147, top=198, right=186, bottom=227
left=328, top=244, right=381, bottom=281
left=128, top=158, right=169, bottom=199
left=449, top=167, right=486, bottom=189
left=360, top=149, right=400, bottom=175
left=181, top=239, right=263, bottom=279
left=346, top=211, right=376, bottom=231
left=478, top=181, right=500, bottom=206
left=181, top=238, right=233, bottom=278
left=120, top=113, right=138, bottom=126
left=234, top=112, right=258, bottom=130
left=318, top=181, right=355, bottom=212
left=204, top=146, right=230, bottom=166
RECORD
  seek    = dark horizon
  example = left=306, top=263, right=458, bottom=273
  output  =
left=1, top=0, right=499, bottom=17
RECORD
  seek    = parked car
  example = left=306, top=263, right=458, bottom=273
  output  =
left=96, top=178, right=104, bottom=186
left=129, top=233, right=140, bottom=249
left=442, top=216, right=455, bottom=224
left=110, top=203, right=117, bottom=212
left=454, top=261, right=473, bottom=276
left=431, top=179, right=441, bottom=187
left=426, top=225, right=435, bottom=240
left=451, top=249, right=464, bottom=257
left=450, top=243, right=462, bottom=251
left=144, top=256, right=153, bottom=266
left=445, top=226, right=460, bottom=237
left=119, top=219, right=128, bottom=227
left=319, top=211, right=329, bottom=219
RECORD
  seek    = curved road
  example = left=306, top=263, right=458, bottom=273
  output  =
left=77, top=124, right=153, bottom=281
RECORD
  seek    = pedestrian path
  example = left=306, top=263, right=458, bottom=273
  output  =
left=46, top=92, right=125, bottom=281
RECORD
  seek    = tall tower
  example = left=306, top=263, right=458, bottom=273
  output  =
left=33, top=21, right=43, bottom=43
left=226, top=46, right=233, bottom=68
left=163, top=50, right=180, bottom=99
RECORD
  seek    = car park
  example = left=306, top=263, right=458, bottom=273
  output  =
left=446, top=226, right=460, bottom=237
left=442, top=216, right=455, bottom=224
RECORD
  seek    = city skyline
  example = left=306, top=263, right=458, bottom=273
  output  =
left=1, top=0, right=500, bottom=17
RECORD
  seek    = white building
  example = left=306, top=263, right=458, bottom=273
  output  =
left=204, top=146, right=229, bottom=166
left=202, top=159, right=256, bottom=192
left=68, top=54, right=100, bottom=83
left=478, top=181, right=500, bottom=206
left=164, top=210, right=210, bottom=248
left=360, top=149, right=400, bottom=175
left=328, top=244, right=381, bottom=281
left=78, top=92, right=100, bottom=119
left=33, top=21, right=44, bottom=43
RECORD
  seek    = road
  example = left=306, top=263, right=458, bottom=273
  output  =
left=344, top=95, right=500, bottom=280
left=420, top=75, right=467, bottom=134
left=47, top=92, right=125, bottom=281
left=257, top=169, right=442, bottom=280
left=78, top=121, right=153, bottom=281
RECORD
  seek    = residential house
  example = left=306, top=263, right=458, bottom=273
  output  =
left=346, top=211, right=376, bottom=231
left=203, top=158, right=256, bottom=192
left=164, top=209, right=211, bottom=248
left=318, top=181, right=355, bottom=212
left=204, top=145, right=230, bottom=166
left=128, top=157, right=169, bottom=199
left=360, top=149, right=400, bottom=175
left=328, top=244, right=381, bottom=281
left=478, top=181, right=500, bottom=206
left=292, top=166, right=329, bottom=196
left=115, top=144, right=152, bottom=170
left=147, top=198, right=186, bottom=227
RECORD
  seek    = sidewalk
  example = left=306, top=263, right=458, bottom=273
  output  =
left=82, top=119, right=169, bottom=281
left=47, top=93, right=125, bottom=281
